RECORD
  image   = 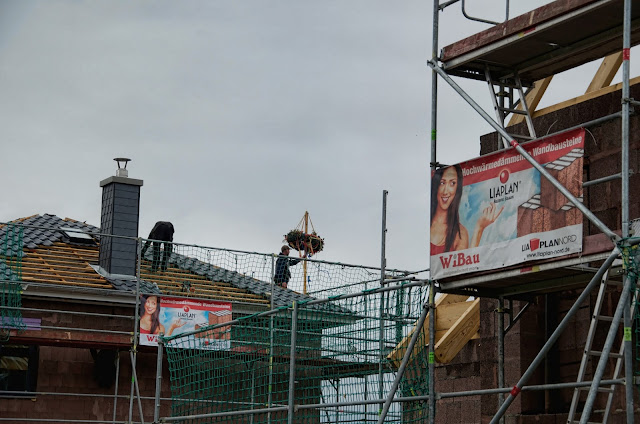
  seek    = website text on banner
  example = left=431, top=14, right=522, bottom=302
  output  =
left=139, top=295, right=232, bottom=349
left=430, top=128, right=584, bottom=279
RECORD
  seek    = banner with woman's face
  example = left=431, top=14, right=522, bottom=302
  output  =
left=140, top=297, right=232, bottom=349
left=430, top=128, right=585, bottom=279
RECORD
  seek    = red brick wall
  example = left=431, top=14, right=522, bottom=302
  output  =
left=1, top=345, right=173, bottom=422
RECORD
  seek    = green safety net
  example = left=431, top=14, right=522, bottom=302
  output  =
left=617, top=241, right=640, bottom=389
left=0, top=224, right=25, bottom=338
left=159, top=248, right=430, bottom=424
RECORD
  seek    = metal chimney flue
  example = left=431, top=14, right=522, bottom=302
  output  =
left=114, top=157, right=130, bottom=178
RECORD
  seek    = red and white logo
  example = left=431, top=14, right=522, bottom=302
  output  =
left=530, top=238, right=540, bottom=251
left=499, top=169, right=510, bottom=184
left=183, top=306, right=190, bottom=313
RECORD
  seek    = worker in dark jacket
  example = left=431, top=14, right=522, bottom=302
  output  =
left=141, top=221, right=174, bottom=272
left=274, top=245, right=304, bottom=289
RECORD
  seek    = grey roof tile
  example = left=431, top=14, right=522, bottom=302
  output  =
left=3, top=214, right=347, bottom=314
left=108, top=277, right=161, bottom=295
left=0, top=261, right=19, bottom=282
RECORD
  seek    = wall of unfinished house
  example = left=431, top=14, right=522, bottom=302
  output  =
left=432, top=83, right=640, bottom=424
left=0, top=297, right=174, bottom=422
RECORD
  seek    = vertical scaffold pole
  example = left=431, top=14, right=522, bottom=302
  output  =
left=129, top=237, right=143, bottom=423
left=154, top=332, right=164, bottom=422
left=378, top=190, right=388, bottom=413
left=497, top=297, right=505, bottom=424
left=429, top=0, right=439, bottom=416
left=430, top=0, right=440, bottom=169
left=112, top=351, right=120, bottom=424
left=428, top=280, right=436, bottom=424
left=287, top=301, right=298, bottom=424
left=621, top=1, right=635, bottom=422
left=268, top=255, right=275, bottom=424
left=490, top=250, right=619, bottom=424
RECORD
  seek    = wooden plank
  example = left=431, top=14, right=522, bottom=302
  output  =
left=21, top=270, right=104, bottom=282
left=585, top=51, right=623, bottom=93
left=533, top=75, right=640, bottom=117
left=508, top=76, right=553, bottom=126
left=23, top=258, right=93, bottom=269
left=434, top=299, right=480, bottom=363
left=386, top=294, right=474, bottom=366
left=21, top=275, right=111, bottom=288
left=21, top=266, right=102, bottom=279
left=26, top=252, right=98, bottom=263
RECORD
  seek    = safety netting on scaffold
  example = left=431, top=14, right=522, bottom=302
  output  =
left=158, top=251, right=431, bottom=424
left=0, top=223, right=25, bottom=338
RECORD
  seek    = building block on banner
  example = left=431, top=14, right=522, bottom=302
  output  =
left=540, top=151, right=583, bottom=210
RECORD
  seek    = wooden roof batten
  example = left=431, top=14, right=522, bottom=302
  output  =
left=441, top=0, right=640, bottom=84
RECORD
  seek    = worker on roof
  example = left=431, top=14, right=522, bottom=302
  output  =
left=274, top=245, right=306, bottom=289
left=141, top=221, right=174, bottom=272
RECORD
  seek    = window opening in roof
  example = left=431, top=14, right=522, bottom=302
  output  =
left=59, top=227, right=96, bottom=245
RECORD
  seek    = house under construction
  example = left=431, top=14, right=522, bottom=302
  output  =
left=1, top=1, right=640, bottom=423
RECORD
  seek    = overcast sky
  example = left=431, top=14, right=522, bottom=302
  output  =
left=1, top=1, right=636, bottom=273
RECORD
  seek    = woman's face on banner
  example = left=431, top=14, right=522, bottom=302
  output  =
left=437, top=167, right=458, bottom=211
left=144, top=296, right=158, bottom=316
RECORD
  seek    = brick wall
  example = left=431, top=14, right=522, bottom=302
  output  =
left=0, top=345, right=172, bottom=422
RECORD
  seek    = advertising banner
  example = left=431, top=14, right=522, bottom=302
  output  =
left=430, top=128, right=584, bottom=279
left=139, top=295, right=232, bottom=349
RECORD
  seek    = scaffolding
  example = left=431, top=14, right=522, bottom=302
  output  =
left=429, top=0, right=640, bottom=423
left=0, top=221, right=438, bottom=424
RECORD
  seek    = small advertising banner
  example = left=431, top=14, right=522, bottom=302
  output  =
left=139, top=295, right=232, bottom=350
left=430, top=128, right=585, bottom=279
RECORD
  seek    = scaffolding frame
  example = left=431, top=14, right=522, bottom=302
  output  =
left=1, top=224, right=437, bottom=424
left=429, top=1, right=638, bottom=423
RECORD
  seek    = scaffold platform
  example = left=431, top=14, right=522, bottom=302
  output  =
left=441, top=0, right=640, bottom=83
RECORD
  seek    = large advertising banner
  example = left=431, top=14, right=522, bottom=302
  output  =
left=139, top=296, right=232, bottom=349
left=430, top=128, right=585, bottom=279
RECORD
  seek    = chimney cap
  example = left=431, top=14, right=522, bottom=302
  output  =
left=100, top=157, right=143, bottom=187
left=114, top=158, right=131, bottom=178
left=114, top=157, right=131, bottom=168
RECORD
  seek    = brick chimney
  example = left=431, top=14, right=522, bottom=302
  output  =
left=98, top=158, right=143, bottom=276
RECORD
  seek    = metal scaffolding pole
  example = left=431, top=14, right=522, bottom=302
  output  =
left=431, top=0, right=439, bottom=168
left=489, top=249, right=619, bottom=423
left=112, top=351, right=120, bottom=424
left=129, top=350, right=145, bottom=424
left=428, top=280, right=436, bottom=424
left=378, top=190, right=388, bottom=413
left=428, top=61, right=619, bottom=242
left=376, top=302, right=430, bottom=424
left=287, top=302, right=298, bottom=424
left=129, top=238, right=143, bottom=424
left=497, top=297, right=505, bottom=424
left=267, top=255, right=275, bottom=424
left=621, top=1, right=635, bottom=422
left=154, top=333, right=164, bottom=423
